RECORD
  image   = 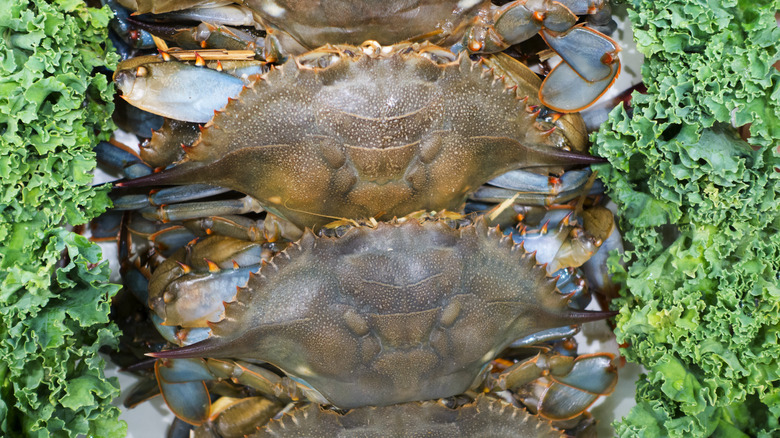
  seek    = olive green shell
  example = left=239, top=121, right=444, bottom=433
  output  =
left=127, top=44, right=593, bottom=229
left=156, top=217, right=604, bottom=408
left=244, top=0, right=488, bottom=50
left=254, top=395, right=563, bottom=437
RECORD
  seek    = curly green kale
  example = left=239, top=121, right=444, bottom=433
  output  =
left=593, top=0, right=780, bottom=436
left=0, top=0, right=125, bottom=436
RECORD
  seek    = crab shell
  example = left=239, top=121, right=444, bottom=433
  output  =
left=152, top=217, right=612, bottom=409
left=119, top=44, right=597, bottom=229
left=244, top=0, right=488, bottom=51
left=254, top=394, right=564, bottom=437
left=126, top=0, right=486, bottom=50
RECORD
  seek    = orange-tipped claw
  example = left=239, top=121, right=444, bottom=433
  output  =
left=542, top=26, right=619, bottom=83
left=155, top=359, right=211, bottom=426
left=539, top=58, right=620, bottom=112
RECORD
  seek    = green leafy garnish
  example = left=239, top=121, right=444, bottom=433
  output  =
left=0, top=0, right=125, bottom=436
left=593, top=0, right=780, bottom=436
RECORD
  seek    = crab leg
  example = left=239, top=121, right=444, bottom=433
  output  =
left=481, top=0, right=577, bottom=53
left=470, top=168, right=603, bottom=204
left=114, top=99, right=164, bottom=138
left=148, top=234, right=272, bottom=327
left=95, top=140, right=153, bottom=179
left=137, top=195, right=264, bottom=223
left=543, top=26, right=618, bottom=83
left=507, top=325, right=580, bottom=348
left=155, top=358, right=213, bottom=425
left=103, top=0, right=157, bottom=49
left=489, top=168, right=591, bottom=192
left=581, top=219, right=623, bottom=296
left=540, top=56, right=620, bottom=112
left=510, top=206, right=613, bottom=273
left=111, top=184, right=231, bottom=210
left=182, top=215, right=267, bottom=242
left=128, top=18, right=264, bottom=54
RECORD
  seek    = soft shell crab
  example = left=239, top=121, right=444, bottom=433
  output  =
left=114, top=0, right=620, bottom=112
left=100, top=4, right=625, bottom=434
left=112, top=210, right=619, bottom=435
left=111, top=41, right=605, bottom=235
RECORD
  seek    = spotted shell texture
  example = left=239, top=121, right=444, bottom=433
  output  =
left=158, top=217, right=602, bottom=408
left=254, top=394, right=564, bottom=437
left=127, top=45, right=593, bottom=229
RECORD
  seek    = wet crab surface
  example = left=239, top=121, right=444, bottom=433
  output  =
left=107, top=208, right=619, bottom=436
left=114, top=42, right=601, bottom=230
left=97, top=1, right=631, bottom=436
left=113, top=0, right=621, bottom=112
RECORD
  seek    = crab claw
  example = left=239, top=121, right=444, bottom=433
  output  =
left=114, top=56, right=262, bottom=123
left=540, top=26, right=620, bottom=112
left=534, top=353, right=618, bottom=420
left=155, top=358, right=211, bottom=426
left=496, top=351, right=618, bottom=421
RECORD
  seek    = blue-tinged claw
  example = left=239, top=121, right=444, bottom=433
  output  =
left=550, top=354, right=617, bottom=395
left=539, top=52, right=620, bottom=112
left=496, top=351, right=617, bottom=421
left=155, top=359, right=211, bottom=426
left=114, top=57, right=253, bottom=123
left=488, top=3, right=542, bottom=51
left=542, top=26, right=619, bottom=83
left=536, top=353, right=618, bottom=420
